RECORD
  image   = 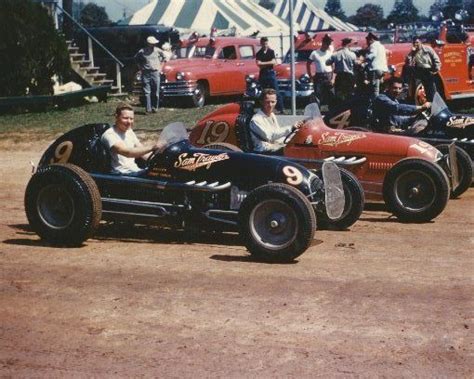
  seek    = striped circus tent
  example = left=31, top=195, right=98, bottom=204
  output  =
left=125, top=0, right=291, bottom=35
left=273, top=0, right=359, bottom=32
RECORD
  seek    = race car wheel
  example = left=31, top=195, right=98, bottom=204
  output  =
left=239, top=183, right=316, bottom=262
left=317, top=168, right=365, bottom=230
left=435, top=144, right=473, bottom=198
left=203, top=142, right=243, bottom=152
left=191, top=81, right=208, bottom=108
left=25, top=163, right=102, bottom=246
left=383, top=158, right=449, bottom=223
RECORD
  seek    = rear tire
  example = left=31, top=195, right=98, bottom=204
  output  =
left=239, top=183, right=316, bottom=262
left=435, top=144, right=472, bottom=198
left=383, top=158, right=449, bottom=222
left=318, top=168, right=365, bottom=230
left=25, top=163, right=102, bottom=245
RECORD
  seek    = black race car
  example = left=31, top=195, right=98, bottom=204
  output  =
left=325, top=93, right=474, bottom=197
left=25, top=122, right=349, bottom=262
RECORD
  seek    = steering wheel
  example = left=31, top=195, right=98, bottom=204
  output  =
left=418, top=108, right=432, bottom=121
left=283, top=127, right=298, bottom=144
left=146, top=149, right=161, bottom=165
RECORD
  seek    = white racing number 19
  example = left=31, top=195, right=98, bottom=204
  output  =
left=50, top=141, right=73, bottom=164
left=283, top=165, right=303, bottom=185
left=196, top=121, right=230, bottom=144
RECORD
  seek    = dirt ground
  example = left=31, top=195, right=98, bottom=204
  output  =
left=0, top=144, right=473, bottom=377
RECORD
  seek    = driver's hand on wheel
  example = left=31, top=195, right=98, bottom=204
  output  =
left=421, top=101, right=431, bottom=110
left=292, top=120, right=304, bottom=131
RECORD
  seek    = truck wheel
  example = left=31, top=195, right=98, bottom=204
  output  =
left=203, top=142, right=242, bottom=152
left=192, top=81, right=207, bottom=108
left=318, top=168, right=365, bottom=230
left=435, top=144, right=472, bottom=198
left=239, top=183, right=316, bottom=262
left=25, top=163, right=102, bottom=246
left=383, top=158, right=449, bottom=223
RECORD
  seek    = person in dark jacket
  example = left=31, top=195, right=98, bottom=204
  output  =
left=373, top=77, right=431, bottom=133
left=404, top=37, right=441, bottom=102
left=327, top=37, right=358, bottom=102
left=256, top=37, right=284, bottom=113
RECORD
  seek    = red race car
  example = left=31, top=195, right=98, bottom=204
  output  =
left=189, top=102, right=458, bottom=223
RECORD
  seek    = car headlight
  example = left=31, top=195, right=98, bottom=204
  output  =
left=246, top=74, right=256, bottom=83
left=250, top=82, right=257, bottom=88
left=299, top=73, right=310, bottom=83
left=176, top=72, right=185, bottom=80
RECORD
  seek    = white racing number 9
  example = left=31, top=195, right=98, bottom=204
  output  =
left=283, top=165, right=303, bottom=185
left=50, top=141, right=73, bottom=164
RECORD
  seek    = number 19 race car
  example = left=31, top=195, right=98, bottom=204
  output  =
left=325, top=93, right=474, bottom=197
left=190, top=102, right=459, bottom=223
left=25, top=122, right=347, bottom=262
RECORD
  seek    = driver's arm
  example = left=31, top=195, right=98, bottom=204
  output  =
left=112, top=140, right=163, bottom=159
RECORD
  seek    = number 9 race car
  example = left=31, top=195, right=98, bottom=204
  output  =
left=25, top=122, right=347, bottom=262
left=190, top=101, right=461, bottom=223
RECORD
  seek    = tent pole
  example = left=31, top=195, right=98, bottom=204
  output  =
left=289, top=0, right=296, bottom=115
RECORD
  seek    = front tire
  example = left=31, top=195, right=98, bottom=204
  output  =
left=318, top=168, right=365, bottom=230
left=239, top=183, right=316, bottom=262
left=383, top=158, right=449, bottom=222
left=25, top=163, right=102, bottom=245
left=435, top=144, right=472, bottom=198
left=191, top=81, right=207, bottom=108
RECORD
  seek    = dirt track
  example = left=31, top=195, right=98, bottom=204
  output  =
left=1, top=146, right=473, bottom=377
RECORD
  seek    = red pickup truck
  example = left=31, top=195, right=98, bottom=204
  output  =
left=250, top=24, right=474, bottom=104
left=160, top=36, right=261, bottom=107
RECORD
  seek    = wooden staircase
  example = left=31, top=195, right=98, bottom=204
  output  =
left=66, top=40, right=120, bottom=93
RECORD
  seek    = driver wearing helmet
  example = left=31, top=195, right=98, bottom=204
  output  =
left=249, top=88, right=303, bottom=155
left=372, top=77, right=431, bottom=133
left=101, top=103, right=164, bottom=175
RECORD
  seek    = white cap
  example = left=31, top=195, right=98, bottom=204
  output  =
left=146, top=36, right=159, bottom=45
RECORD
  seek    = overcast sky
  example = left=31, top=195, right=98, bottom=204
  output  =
left=86, top=0, right=433, bottom=22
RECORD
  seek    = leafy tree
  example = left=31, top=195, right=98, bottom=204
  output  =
left=80, top=2, right=111, bottom=27
left=0, top=0, right=70, bottom=96
left=387, top=0, right=420, bottom=24
left=466, top=0, right=474, bottom=23
left=348, top=3, right=385, bottom=29
left=429, top=0, right=446, bottom=18
left=259, top=0, right=275, bottom=11
left=324, top=0, right=347, bottom=21
left=442, top=0, right=464, bottom=19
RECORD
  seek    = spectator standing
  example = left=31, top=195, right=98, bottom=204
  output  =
left=365, top=32, right=388, bottom=98
left=405, top=37, right=441, bottom=102
left=327, top=37, right=357, bottom=102
left=135, top=36, right=164, bottom=114
left=306, top=34, right=335, bottom=110
left=256, top=37, right=284, bottom=113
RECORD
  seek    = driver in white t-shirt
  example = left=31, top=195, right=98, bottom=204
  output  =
left=250, top=88, right=303, bottom=154
left=101, top=103, right=164, bottom=175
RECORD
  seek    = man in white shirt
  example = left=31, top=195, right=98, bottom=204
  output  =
left=101, top=103, right=163, bottom=175
left=250, top=89, right=303, bottom=154
left=306, top=34, right=335, bottom=110
left=365, top=32, right=388, bottom=98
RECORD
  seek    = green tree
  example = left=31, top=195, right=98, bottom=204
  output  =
left=80, top=2, right=111, bottom=27
left=0, top=0, right=70, bottom=96
left=348, top=3, right=385, bottom=29
left=442, top=0, right=463, bottom=19
left=387, top=0, right=419, bottom=24
left=429, top=0, right=446, bottom=18
left=324, top=0, right=347, bottom=20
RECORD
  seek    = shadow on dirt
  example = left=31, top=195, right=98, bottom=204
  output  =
left=209, top=254, right=299, bottom=265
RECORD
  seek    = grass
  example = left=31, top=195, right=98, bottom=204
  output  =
left=0, top=98, right=221, bottom=142
left=0, top=96, right=473, bottom=144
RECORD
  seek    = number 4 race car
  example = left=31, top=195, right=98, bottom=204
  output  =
left=25, top=122, right=348, bottom=262
left=190, top=102, right=461, bottom=223
left=325, top=93, right=474, bottom=198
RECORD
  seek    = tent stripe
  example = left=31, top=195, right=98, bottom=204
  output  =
left=147, top=0, right=170, bottom=25
left=175, top=0, right=203, bottom=29
left=236, top=0, right=272, bottom=28
left=277, top=0, right=287, bottom=19
left=297, top=2, right=306, bottom=24
left=214, top=1, right=251, bottom=30
left=212, top=11, right=229, bottom=29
